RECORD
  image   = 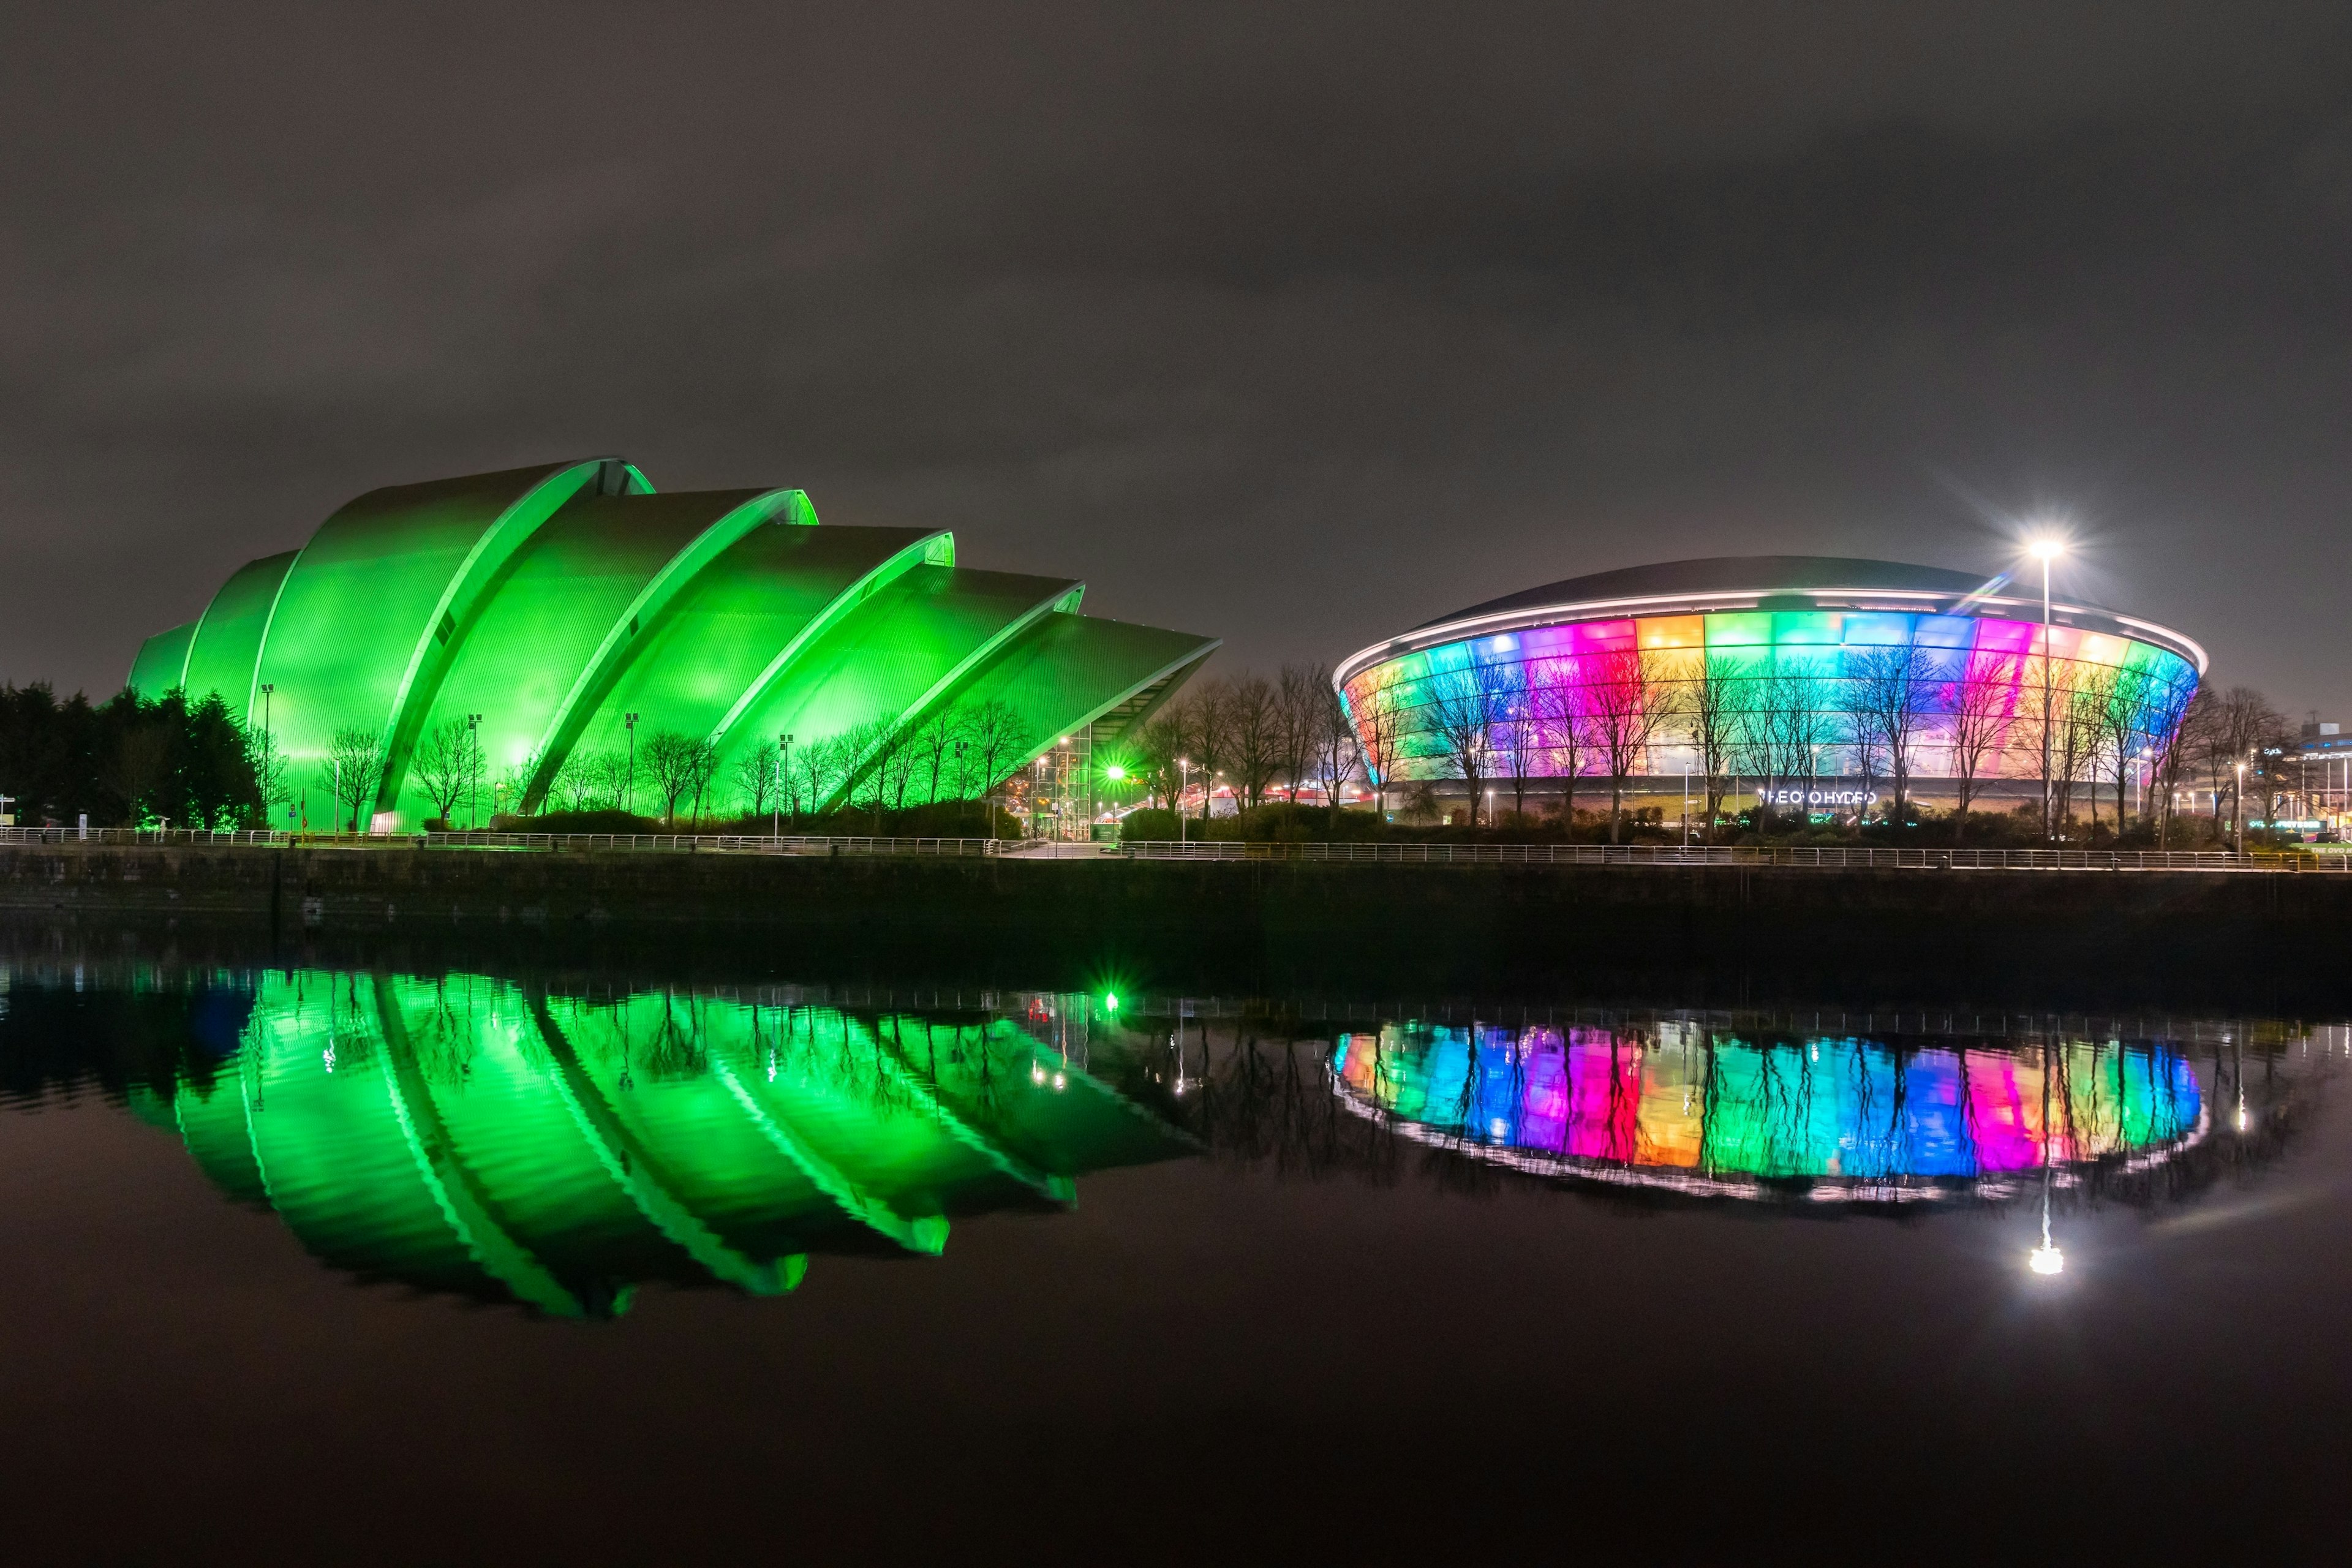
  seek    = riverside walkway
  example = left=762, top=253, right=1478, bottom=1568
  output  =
left=0, top=825, right=2331, bottom=872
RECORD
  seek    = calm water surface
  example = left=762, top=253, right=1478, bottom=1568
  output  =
left=2, top=951, right=2346, bottom=1562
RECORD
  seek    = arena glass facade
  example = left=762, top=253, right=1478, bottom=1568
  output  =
left=1334, top=556, right=2206, bottom=801
left=127, top=459, right=1217, bottom=829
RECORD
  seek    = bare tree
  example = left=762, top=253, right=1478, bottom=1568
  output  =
left=1420, top=664, right=1504, bottom=825
left=2203, top=684, right=2286, bottom=834
left=1496, top=680, right=1540, bottom=821
left=1183, top=679, right=1234, bottom=822
left=1347, top=665, right=1409, bottom=819
left=957, top=699, right=1032, bottom=829
left=791, top=733, right=848, bottom=821
left=1667, top=652, right=1743, bottom=842
left=910, top=709, right=962, bottom=804
left=883, top=725, right=919, bottom=810
left=2048, top=666, right=2109, bottom=833
left=1528, top=657, right=1587, bottom=824
left=409, top=717, right=473, bottom=825
left=1942, top=652, right=2011, bottom=845
left=1754, top=664, right=1835, bottom=820
left=2092, top=668, right=2169, bottom=832
left=586, top=748, right=633, bottom=812
left=1312, top=676, right=1363, bottom=827
left=731, top=737, right=780, bottom=818
left=2155, top=685, right=2217, bottom=845
left=1137, top=707, right=1188, bottom=810
left=493, top=749, right=540, bottom=821
left=833, top=717, right=897, bottom=821
left=1844, top=643, right=1932, bottom=825
left=638, top=729, right=714, bottom=823
left=1275, top=663, right=1325, bottom=804
left=317, top=726, right=385, bottom=831
left=1586, top=649, right=1665, bottom=843
left=1226, top=673, right=1281, bottom=809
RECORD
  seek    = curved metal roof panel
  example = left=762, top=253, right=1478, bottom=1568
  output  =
left=128, top=458, right=1218, bottom=827
left=1419, top=555, right=2015, bottom=628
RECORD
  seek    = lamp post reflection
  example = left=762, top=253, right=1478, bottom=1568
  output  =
left=2027, top=1032, right=2065, bottom=1275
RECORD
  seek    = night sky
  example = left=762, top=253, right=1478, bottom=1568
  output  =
left=4, top=5, right=2350, bottom=709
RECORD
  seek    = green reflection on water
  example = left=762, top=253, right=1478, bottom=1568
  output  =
left=160, top=972, right=1189, bottom=1317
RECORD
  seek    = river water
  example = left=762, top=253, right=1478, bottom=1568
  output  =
left=2, top=942, right=2345, bottom=1562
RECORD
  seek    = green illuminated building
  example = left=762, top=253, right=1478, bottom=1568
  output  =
left=127, top=460, right=1216, bottom=827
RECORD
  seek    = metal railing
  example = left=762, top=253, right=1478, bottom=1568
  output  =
left=1117, top=840, right=2310, bottom=870
left=0, top=825, right=2331, bottom=871
left=0, top=826, right=1003, bottom=858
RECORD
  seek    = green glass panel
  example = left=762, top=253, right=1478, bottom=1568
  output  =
left=1769, top=611, right=1841, bottom=646
left=1703, top=612, right=1771, bottom=648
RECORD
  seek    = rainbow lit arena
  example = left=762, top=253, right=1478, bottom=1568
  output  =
left=1336, top=556, right=2205, bottom=808
left=125, top=459, right=1216, bottom=829
left=1334, top=1020, right=2206, bottom=1200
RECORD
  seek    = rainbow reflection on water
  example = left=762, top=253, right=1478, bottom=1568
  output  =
left=1333, top=1022, right=2206, bottom=1200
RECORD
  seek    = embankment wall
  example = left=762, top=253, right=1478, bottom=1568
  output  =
left=4, top=843, right=2343, bottom=1008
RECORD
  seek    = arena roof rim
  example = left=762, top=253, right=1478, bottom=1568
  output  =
left=1335, top=581, right=2208, bottom=692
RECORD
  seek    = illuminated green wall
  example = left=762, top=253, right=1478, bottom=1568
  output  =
left=128, top=458, right=1217, bottom=824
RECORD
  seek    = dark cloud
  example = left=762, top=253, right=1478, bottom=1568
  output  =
left=2, top=3, right=2349, bottom=706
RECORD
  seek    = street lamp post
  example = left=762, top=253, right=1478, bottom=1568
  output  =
left=2029, top=538, right=2067, bottom=843
left=466, top=712, right=482, bottom=831
left=1178, top=758, right=1190, bottom=846
left=2236, top=758, right=2247, bottom=854
left=776, top=731, right=794, bottom=837
left=624, top=713, right=639, bottom=815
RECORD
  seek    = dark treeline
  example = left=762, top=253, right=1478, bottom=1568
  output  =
left=0, top=684, right=265, bottom=829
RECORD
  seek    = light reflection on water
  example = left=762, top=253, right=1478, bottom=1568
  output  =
left=0, top=962, right=2337, bottom=1312
left=0, top=966, right=1193, bottom=1318
left=1330, top=1019, right=2216, bottom=1202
